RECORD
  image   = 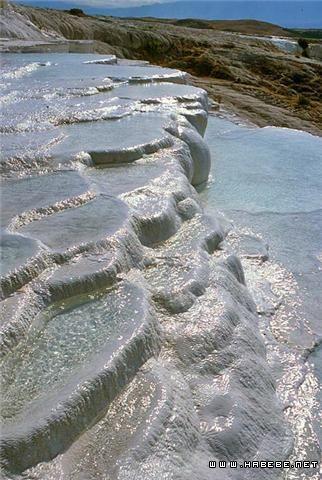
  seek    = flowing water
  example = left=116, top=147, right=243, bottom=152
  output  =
left=0, top=54, right=320, bottom=479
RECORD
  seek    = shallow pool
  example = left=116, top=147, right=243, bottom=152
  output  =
left=203, top=115, right=322, bottom=443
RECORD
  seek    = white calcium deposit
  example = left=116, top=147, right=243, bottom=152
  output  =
left=0, top=53, right=300, bottom=479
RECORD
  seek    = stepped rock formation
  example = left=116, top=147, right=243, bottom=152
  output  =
left=0, top=52, right=295, bottom=479
left=1, top=2, right=321, bottom=134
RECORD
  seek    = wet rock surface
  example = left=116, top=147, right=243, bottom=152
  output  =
left=1, top=2, right=321, bottom=135
left=0, top=53, right=302, bottom=479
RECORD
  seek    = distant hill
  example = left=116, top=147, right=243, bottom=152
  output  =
left=173, top=19, right=291, bottom=37
left=14, top=1, right=322, bottom=28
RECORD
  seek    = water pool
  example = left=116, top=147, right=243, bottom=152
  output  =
left=203, top=115, right=322, bottom=445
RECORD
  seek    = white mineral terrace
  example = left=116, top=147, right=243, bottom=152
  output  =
left=0, top=53, right=305, bottom=479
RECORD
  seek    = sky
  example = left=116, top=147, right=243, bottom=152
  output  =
left=23, top=0, right=311, bottom=7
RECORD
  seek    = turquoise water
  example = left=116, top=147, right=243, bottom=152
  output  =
left=203, top=116, right=322, bottom=442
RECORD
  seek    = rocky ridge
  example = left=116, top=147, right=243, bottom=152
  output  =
left=1, top=2, right=321, bottom=134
